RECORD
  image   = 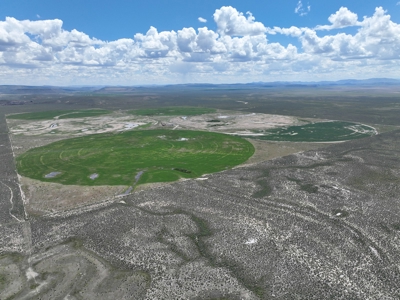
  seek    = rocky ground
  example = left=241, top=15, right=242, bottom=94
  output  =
left=2, top=110, right=400, bottom=298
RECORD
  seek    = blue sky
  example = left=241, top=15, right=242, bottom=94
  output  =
left=1, top=1, right=400, bottom=85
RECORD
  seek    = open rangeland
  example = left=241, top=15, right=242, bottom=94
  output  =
left=2, top=129, right=400, bottom=299
left=1, top=89, right=400, bottom=299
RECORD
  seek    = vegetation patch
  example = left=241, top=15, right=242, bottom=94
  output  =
left=30, top=283, right=40, bottom=290
left=173, top=168, right=192, bottom=174
left=392, top=223, right=400, bottom=231
left=128, top=106, right=215, bottom=116
left=249, top=121, right=376, bottom=142
left=300, top=183, right=319, bottom=193
left=253, top=180, right=272, bottom=198
left=7, top=109, right=111, bottom=120
left=253, top=171, right=273, bottom=198
left=16, top=129, right=254, bottom=186
left=0, top=273, right=6, bottom=285
left=286, top=177, right=318, bottom=193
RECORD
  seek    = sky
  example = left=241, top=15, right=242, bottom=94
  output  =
left=1, top=0, right=400, bottom=85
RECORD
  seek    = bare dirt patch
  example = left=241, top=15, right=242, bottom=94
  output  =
left=20, top=177, right=127, bottom=216
left=244, top=139, right=331, bottom=165
left=7, top=112, right=147, bottom=138
left=7, top=110, right=302, bottom=156
left=170, top=111, right=297, bottom=132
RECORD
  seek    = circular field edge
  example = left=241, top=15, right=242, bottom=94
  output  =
left=16, top=129, right=255, bottom=186
left=249, top=121, right=377, bottom=142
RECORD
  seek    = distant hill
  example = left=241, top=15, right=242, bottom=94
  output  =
left=93, top=86, right=137, bottom=93
left=316, top=78, right=400, bottom=86
left=246, top=78, right=400, bottom=87
left=0, top=85, right=101, bottom=94
left=0, top=78, right=399, bottom=94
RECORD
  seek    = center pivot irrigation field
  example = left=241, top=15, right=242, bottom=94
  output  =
left=16, top=129, right=254, bottom=186
left=8, top=109, right=111, bottom=120
left=251, top=121, right=377, bottom=142
left=128, top=106, right=215, bottom=116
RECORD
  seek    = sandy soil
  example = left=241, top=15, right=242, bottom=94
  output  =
left=7, top=110, right=298, bottom=140
left=20, top=177, right=127, bottom=216
left=242, top=139, right=331, bottom=165
left=7, top=112, right=147, bottom=137
left=170, top=111, right=297, bottom=132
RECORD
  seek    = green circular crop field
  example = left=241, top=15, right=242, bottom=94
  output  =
left=128, top=106, right=215, bottom=116
left=8, top=109, right=111, bottom=120
left=16, top=130, right=254, bottom=186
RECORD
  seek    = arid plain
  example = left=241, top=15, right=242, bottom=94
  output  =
left=1, top=84, right=400, bottom=299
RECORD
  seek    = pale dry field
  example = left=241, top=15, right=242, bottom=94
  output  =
left=7, top=109, right=309, bottom=158
left=21, top=177, right=128, bottom=216
left=7, top=110, right=300, bottom=154
left=170, top=111, right=297, bottom=133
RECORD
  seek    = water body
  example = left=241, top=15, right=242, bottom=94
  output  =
left=135, top=171, right=144, bottom=183
left=122, top=186, right=133, bottom=195
left=45, top=172, right=61, bottom=178
left=89, top=173, right=99, bottom=180
left=117, top=171, right=143, bottom=197
left=124, top=123, right=139, bottom=129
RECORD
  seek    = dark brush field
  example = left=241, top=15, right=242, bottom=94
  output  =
left=1, top=84, right=400, bottom=299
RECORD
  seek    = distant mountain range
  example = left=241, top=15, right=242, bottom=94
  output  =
left=0, top=78, right=399, bottom=94
left=251, top=78, right=400, bottom=86
left=0, top=85, right=99, bottom=94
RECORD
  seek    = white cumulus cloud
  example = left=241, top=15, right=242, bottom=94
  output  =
left=198, top=17, right=207, bottom=23
left=1, top=6, right=400, bottom=85
left=295, top=1, right=310, bottom=16
left=316, top=7, right=359, bottom=30
left=213, top=6, right=266, bottom=36
left=299, top=7, right=400, bottom=60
